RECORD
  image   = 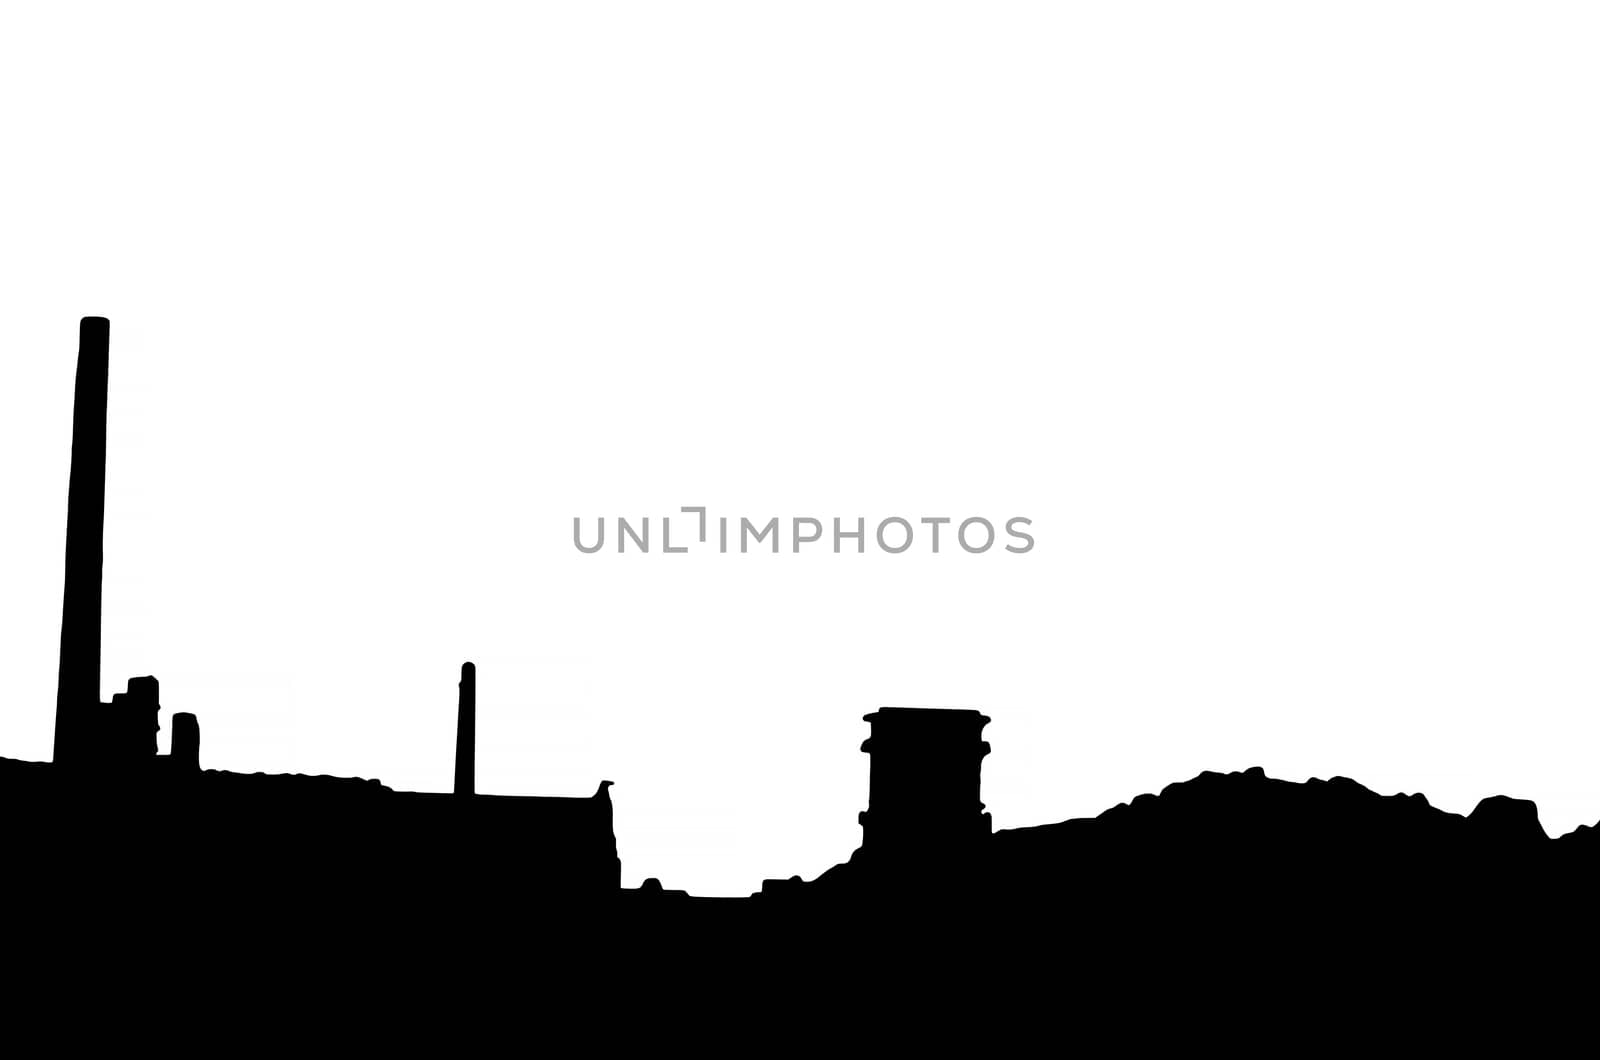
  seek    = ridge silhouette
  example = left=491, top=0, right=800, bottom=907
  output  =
left=6, top=318, right=1590, bottom=1040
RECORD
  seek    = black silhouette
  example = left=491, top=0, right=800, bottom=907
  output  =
left=455, top=660, right=475, bottom=796
left=4, top=318, right=1587, bottom=1041
left=52, top=316, right=107, bottom=767
left=858, top=706, right=993, bottom=855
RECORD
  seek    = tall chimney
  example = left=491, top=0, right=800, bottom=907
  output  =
left=455, top=661, right=475, bottom=796
left=53, top=317, right=110, bottom=764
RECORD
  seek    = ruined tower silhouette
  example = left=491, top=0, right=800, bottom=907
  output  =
left=858, top=707, right=992, bottom=857
left=53, top=317, right=110, bottom=765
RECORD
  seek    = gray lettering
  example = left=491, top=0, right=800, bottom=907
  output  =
left=741, top=517, right=779, bottom=553
left=1005, top=516, right=1035, bottom=553
left=958, top=517, right=995, bottom=553
left=663, top=517, right=688, bottom=553
left=573, top=517, right=605, bottom=554
left=920, top=516, right=951, bottom=553
left=834, top=517, right=865, bottom=553
left=618, top=516, right=649, bottom=553
left=877, top=517, right=913, bottom=554
left=793, top=517, right=822, bottom=552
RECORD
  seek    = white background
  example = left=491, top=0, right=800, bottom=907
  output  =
left=2, top=3, right=1598, bottom=895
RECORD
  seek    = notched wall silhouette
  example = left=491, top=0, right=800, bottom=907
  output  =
left=7, top=318, right=1598, bottom=1022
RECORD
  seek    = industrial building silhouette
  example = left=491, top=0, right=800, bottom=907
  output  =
left=4, top=318, right=1594, bottom=1039
left=18, top=316, right=1019, bottom=909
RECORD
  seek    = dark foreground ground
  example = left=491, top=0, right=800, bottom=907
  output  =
left=4, top=759, right=1591, bottom=1047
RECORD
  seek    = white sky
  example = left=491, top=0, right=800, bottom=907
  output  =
left=2, top=3, right=1598, bottom=894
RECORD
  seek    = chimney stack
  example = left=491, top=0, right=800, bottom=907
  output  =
left=53, top=317, right=110, bottom=764
left=455, top=662, right=475, bottom=796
